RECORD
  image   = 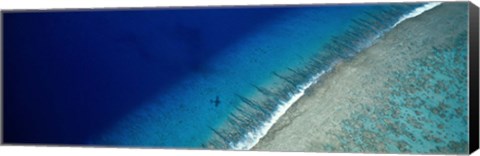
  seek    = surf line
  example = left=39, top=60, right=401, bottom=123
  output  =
left=231, top=2, right=443, bottom=150
left=359, top=2, right=443, bottom=51
left=392, top=2, right=442, bottom=28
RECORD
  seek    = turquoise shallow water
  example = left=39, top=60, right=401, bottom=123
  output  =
left=333, top=34, right=468, bottom=153
left=92, top=3, right=426, bottom=149
left=320, top=3, right=469, bottom=153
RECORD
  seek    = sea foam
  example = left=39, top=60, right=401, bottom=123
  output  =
left=392, top=2, right=442, bottom=28
left=231, top=68, right=329, bottom=150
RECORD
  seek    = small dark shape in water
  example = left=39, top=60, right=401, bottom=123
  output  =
left=211, top=96, right=221, bottom=107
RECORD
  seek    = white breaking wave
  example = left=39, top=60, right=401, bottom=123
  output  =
left=229, top=2, right=443, bottom=150
left=361, top=2, right=443, bottom=50
left=392, top=2, right=442, bottom=28
left=231, top=69, right=329, bottom=150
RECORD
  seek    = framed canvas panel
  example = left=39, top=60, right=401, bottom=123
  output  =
left=2, top=1, right=479, bottom=154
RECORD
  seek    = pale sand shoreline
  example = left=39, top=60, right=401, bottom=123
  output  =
left=252, top=3, right=467, bottom=153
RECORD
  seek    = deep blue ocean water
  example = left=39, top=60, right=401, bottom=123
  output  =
left=4, top=7, right=291, bottom=144
left=3, top=3, right=425, bottom=148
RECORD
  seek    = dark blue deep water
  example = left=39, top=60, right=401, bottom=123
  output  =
left=3, top=7, right=290, bottom=144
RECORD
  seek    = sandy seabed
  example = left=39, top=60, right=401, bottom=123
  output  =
left=253, top=3, right=469, bottom=154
